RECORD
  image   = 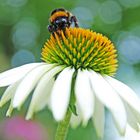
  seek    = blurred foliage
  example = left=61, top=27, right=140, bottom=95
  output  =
left=0, top=0, right=140, bottom=140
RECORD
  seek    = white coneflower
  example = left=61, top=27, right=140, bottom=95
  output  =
left=0, top=28, right=140, bottom=139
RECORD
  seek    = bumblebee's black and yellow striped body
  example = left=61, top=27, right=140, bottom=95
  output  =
left=48, top=8, right=79, bottom=34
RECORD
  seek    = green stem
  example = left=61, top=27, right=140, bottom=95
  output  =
left=55, top=109, right=72, bottom=140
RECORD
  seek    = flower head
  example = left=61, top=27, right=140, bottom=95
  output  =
left=0, top=27, right=140, bottom=138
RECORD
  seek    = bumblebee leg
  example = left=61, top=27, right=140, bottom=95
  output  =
left=70, top=16, right=79, bottom=27
left=48, top=25, right=54, bottom=33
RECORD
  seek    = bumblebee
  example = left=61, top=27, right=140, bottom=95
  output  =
left=48, top=8, right=79, bottom=34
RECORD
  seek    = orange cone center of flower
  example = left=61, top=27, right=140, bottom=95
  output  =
left=42, top=28, right=118, bottom=76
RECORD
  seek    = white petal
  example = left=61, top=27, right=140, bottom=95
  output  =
left=6, top=103, right=14, bottom=117
left=70, top=114, right=81, bottom=128
left=89, top=70, right=127, bottom=135
left=0, top=82, right=19, bottom=107
left=75, top=70, right=94, bottom=124
left=105, top=76, right=140, bottom=119
left=13, top=64, right=54, bottom=108
left=92, top=97, right=105, bottom=138
left=125, top=103, right=139, bottom=131
left=123, top=124, right=140, bottom=140
left=26, top=66, right=63, bottom=120
left=70, top=104, right=82, bottom=128
left=51, top=67, right=74, bottom=121
left=0, top=63, right=45, bottom=87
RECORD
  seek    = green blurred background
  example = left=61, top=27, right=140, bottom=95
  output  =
left=0, top=0, right=140, bottom=140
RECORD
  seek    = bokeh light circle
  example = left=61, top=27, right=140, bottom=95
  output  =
left=118, top=0, right=140, bottom=8
left=12, top=18, right=40, bottom=49
left=99, top=0, right=122, bottom=24
left=6, top=0, right=28, bottom=8
left=72, top=7, right=94, bottom=28
left=11, top=50, right=35, bottom=67
left=118, top=35, right=140, bottom=65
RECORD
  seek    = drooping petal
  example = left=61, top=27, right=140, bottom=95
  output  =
left=13, top=64, right=54, bottom=108
left=89, top=70, right=127, bottom=135
left=0, top=81, right=19, bottom=107
left=124, top=124, right=140, bottom=140
left=92, top=97, right=105, bottom=139
left=26, top=79, right=54, bottom=120
left=34, top=79, right=54, bottom=112
left=75, top=70, right=94, bottom=124
left=125, top=103, right=139, bottom=131
left=51, top=67, right=74, bottom=121
left=6, top=103, right=14, bottom=117
left=105, top=76, right=140, bottom=120
left=70, top=114, right=81, bottom=128
left=0, top=63, right=45, bottom=87
left=3, top=84, right=19, bottom=117
left=26, top=66, right=63, bottom=120
left=70, top=104, right=82, bottom=128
